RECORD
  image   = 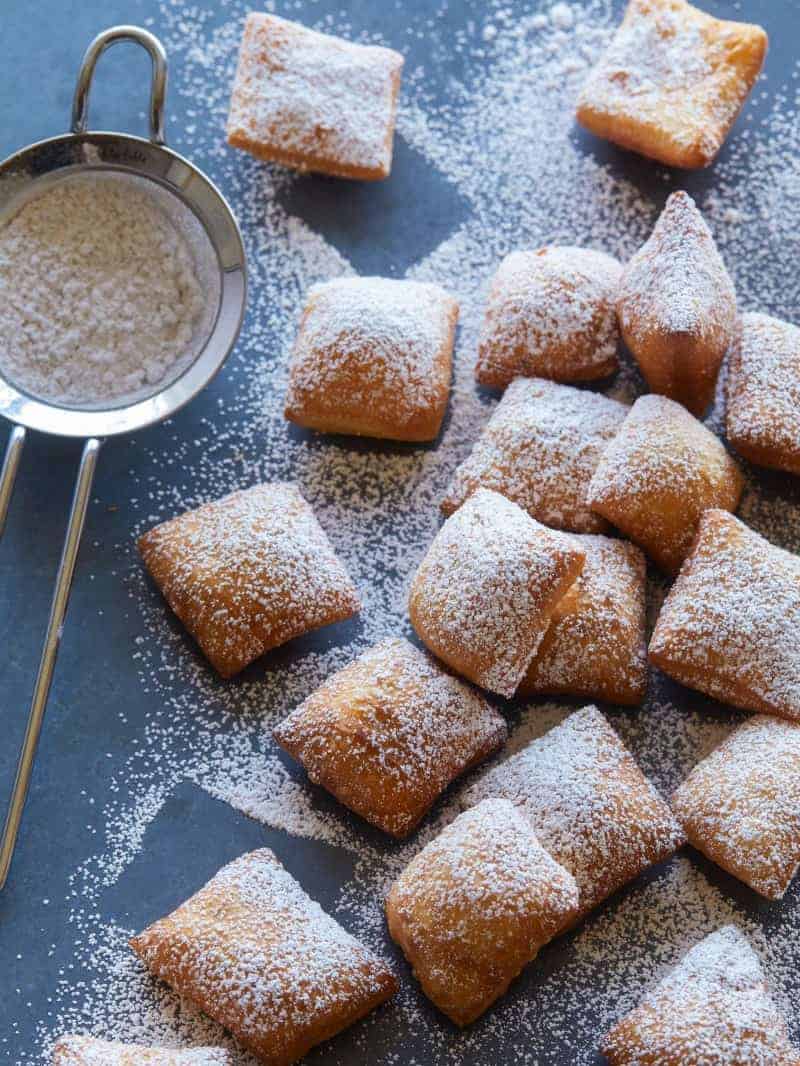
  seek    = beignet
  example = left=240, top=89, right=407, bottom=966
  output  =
left=408, top=488, right=585, bottom=697
left=130, top=849, right=397, bottom=1066
left=227, top=14, right=404, bottom=180
left=53, top=1037, right=230, bottom=1065
left=672, top=716, right=800, bottom=900
left=649, top=509, right=800, bottom=722
left=587, top=394, right=743, bottom=574
left=138, top=483, right=360, bottom=678
left=463, top=706, right=684, bottom=920
left=284, top=277, right=458, bottom=441
left=520, top=535, right=648, bottom=706
left=441, top=377, right=629, bottom=533
left=475, top=247, right=622, bottom=389
left=274, top=637, right=507, bottom=837
left=616, top=191, right=738, bottom=416
left=577, top=0, right=767, bottom=169
left=385, top=798, right=579, bottom=1026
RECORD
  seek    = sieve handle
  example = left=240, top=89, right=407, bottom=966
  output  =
left=0, top=426, right=26, bottom=539
left=71, top=25, right=168, bottom=145
left=0, top=437, right=102, bottom=889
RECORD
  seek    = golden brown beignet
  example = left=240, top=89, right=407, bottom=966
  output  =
left=463, top=706, right=684, bottom=920
left=130, top=849, right=397, bottom=1066
left=726, top=312, right=800, bottom=475
left=616, top=191, right=738, bottom=416
left=227, top=14, right=404, bottom=181
left=601, top=926, right=800, bottom=1066
left=284, top=277, right=458, bottom=441
left=577, top=0, right=767, bottom=169
left=408, top=488, right=585, bottom=698
left=672, top=716, right=800, bottom=900
left=474, top=247, right=622, bottom=390
left=587, top=394, right=743, bottom=574
left=441, top=377, right=628, bottom=533
left=520, top=535, right=647, bottom=706
left=274, top=637, right=507, bottom=837
left=53, top=1037, right=230, bottom=1065
left=138, top=483, right=360, bottom=678
left=385, top=798, right=579, bottom=1026
left=649, top=509, right=800, bottom=722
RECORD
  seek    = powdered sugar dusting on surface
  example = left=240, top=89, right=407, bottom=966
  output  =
left=54, top=1034, right=231, bottom=1064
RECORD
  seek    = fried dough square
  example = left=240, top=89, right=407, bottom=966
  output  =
left=576, top=0, right=768, bottom=169
left=601, top=926, right=800, bottom=1065
left=227, top=14, right=404, bottom=180
left=138, top=483, right=360, bottom=678
left=649, top=509, right=800, bottom=721
left=408, top=488, right=585, bottom=698
left=130, top=850, right=397, bottom=1066
left=385, top=798, right=579, bottom=1026
left=273, top=637, right=507, bottom=838
left=284, top=277, right=458, bottom=441
left=726, top=311, right=800, bottom=475
left=672, top=716, right=800, bottom=900
left=519, top=535, right=648, bottom=706
left=586, top=394, right=743, bottom=574
left=463, top=706, right=684, bottom=920
left=441, top=377, right=629, bottom=533
left=53, top=1038, right=230, bottom=1065
left=474, top=246, right=623, bottom=390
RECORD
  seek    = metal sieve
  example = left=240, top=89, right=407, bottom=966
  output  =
left=0, top=26, right=247, bottom=887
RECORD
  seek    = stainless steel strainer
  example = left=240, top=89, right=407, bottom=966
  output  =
left=0, top=25, right=247, bottom=887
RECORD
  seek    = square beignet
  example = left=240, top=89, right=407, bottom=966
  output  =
left=474, top=246, right=623, bottom=390
left=408, top=488, right=585, bottom=698
left=138, top=483, right=360, bottom=678
left=463, top=706, right=684, bottom=920
left=130, top=849, right=397, bottom=1066
left=601, top=926, right=800, bottom=1066
left=576, top=0, right=768, bottom=170
left=227, top=14, right=404, bottom=181
left=273, top=637, right=507, bottom=838
left=649, top=509, right=800, bottom=722
left=284, top=277, right=458, bottom=441
left=616, top=191, right=738, bottom=416
left=385, top=798, right=579, bottom=1026
left=726, top=311, right=800, bottom=475
left=519, top=535, right=648, bottom=706
left=587, top=394, right=744, bottom=575
left=672, top=716, right=800, bottom=901
left=441, top=377, right=629, bottom=533
left=53, top=1037, right=230, bottom=1065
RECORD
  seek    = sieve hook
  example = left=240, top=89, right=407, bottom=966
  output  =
left=71, top=25, right=168, bottom=145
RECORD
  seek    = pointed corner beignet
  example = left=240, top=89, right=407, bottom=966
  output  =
left=587, top=394, right=743, bottom=574
left=463, top=706, right=684, bottom=920
left=130, top=849, right=396, bottom=1066
left=284, top=277, right=458, bottom=441
left=577, top=0, right=767, bottom=170
left=475, top=247, right=622, bottom=390
left=601, top=926, right=800, bottom=1066
left=227, top=13, right=404, bottom=180
left=385, top=798, right=579, bottom=1026
left=672, top=716, right=800, bottom=900
left=408, top=488, right=585, bottom=698
left=138, top=482, right=360, bottom=678
left=53, top=1037, right=231, bottom=1065
left=616, top=191, right=738, bottom=415
left=519, top=535, right=647, bottom=706
left=441, top=377, right=629, bottom=533
left=649, top=509, right=800, bottom=722
left=726, top=311, right=800, bottom=475
left=274, top=637, right=507, bottom=838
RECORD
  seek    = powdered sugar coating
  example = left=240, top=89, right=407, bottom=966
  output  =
left=409, top=488, right=585, bottom=697
left=463, top=706, right=684, bottom=919
left=442, top=377, right=628, bottom=532
left=53, top=1036, right=231, bottom=1065
left=475, top=246, right=623, bottom=389
left=602, top=926, right=799, bottom=1066
left=227, top=13, right=403, bottom=179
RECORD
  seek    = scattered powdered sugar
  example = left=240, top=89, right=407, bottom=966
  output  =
left=53, top=1034, right=231, bottom=1064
